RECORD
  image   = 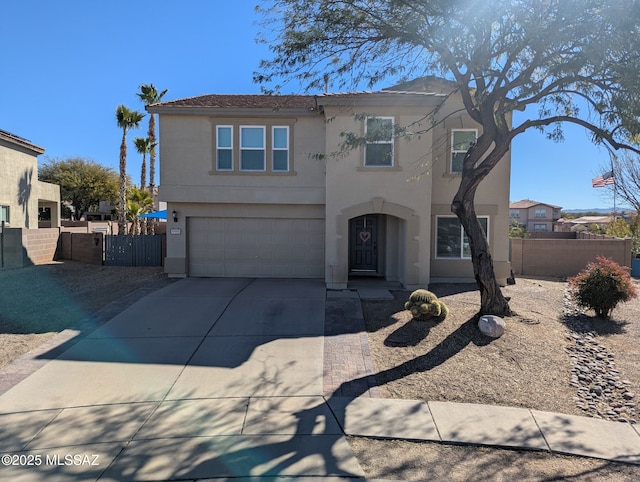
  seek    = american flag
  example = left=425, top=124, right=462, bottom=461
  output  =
left=592, top=171, right=615, bottom=188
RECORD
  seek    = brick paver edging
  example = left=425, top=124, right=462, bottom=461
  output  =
left=323, top=297, right=381, bottom=398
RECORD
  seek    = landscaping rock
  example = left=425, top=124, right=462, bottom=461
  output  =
left=563, top=288, right=638, bottom=423
left=478, top=315, right=506, bottom=338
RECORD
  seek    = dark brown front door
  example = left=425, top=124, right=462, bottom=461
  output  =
left=349, top=215, right=378, bottom=272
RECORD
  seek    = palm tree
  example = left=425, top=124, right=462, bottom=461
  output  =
left=115, top=104, right=145, bottom=235
left=126, top=187, right=154, bottom=235
left=137, top=84, right=167, bottom=197
left=134, top=136, right=155, bottom=190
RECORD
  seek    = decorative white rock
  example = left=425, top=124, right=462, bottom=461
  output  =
left=478, top=315, right=506, bottom=338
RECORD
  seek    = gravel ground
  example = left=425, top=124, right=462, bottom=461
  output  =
left=0, top=261, right=165, bottom=368
left=356, top=276, right=640, bottom=480
left=361, top=277, right=640, bottom=421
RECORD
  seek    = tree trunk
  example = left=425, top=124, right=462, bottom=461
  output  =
left=118, top=134, right=128, bottom=235
left=451, top=137, right=512, bottom=317
left=148, top=115, right=157, bottom=236
left=148, top=115, right=156, bottom=193
left=452, top=194, right=511, bottom=316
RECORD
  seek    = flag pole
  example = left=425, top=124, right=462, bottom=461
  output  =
left=612, top=158, right=617, bottom=221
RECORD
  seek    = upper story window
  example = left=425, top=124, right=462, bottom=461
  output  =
left=535, top=209, right=547, bottom=218
left=509, top=210, right=520, bottom=218
left=436, top=216, right=489, bottom=259
left=214, top=124, right=291, bottom=174
left=216, top=126, right=233, bottom=171
left=0, top=205, right=9, bottom=224
left=365, top=117, right=394, bottom=166
left=451, top=129, right=477, bottom=173
left=272, top=126, right=289, bottom=171
left=240, top=126, right=266, bottom=171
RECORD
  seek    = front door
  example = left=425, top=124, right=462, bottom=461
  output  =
left=349, top=215, right=378, bottom=272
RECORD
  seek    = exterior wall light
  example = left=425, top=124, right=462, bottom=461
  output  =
left=172, top=210, right=178, bottom=222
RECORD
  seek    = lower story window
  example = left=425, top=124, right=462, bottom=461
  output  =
left=436, top=216, right=488, bottom=259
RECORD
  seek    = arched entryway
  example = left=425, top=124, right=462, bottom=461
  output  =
left=331, top=198, right=422, bottom=288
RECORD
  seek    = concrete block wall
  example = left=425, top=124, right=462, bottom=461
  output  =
left=0, top=228, right=60, bottom=268
left=22, top=228, right=60, bottom=265
left=58, top=232, right=103, bottom=265
left=511, top=237, right=632, bottom=278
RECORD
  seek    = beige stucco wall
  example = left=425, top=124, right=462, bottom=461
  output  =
left=0, top=138, right=60, bottom=229
left=427, top=95, right=512, bottom=284
left=157, top=112, right=327, bottom=276
left=321, top=100, right=441, bottom=289
left=156, top=89, right=511, bottom=286
left=322, top=94, right=511, bottom=287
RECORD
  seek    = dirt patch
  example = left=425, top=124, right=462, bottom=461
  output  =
left=349, top=437, right=640, bottom=481
left=354, top=277, right=640, bottom=479
left=362, top=277, right=640, bottom=418
left=0, top=261, right=165, bottom=368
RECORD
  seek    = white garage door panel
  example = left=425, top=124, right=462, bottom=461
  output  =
left=188, top=217, right=324, bottom=278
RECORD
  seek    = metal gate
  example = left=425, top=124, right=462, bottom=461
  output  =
left=104, top=235, right=163, bottom=267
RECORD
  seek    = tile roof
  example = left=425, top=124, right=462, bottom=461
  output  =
left=151, top=94, right=317, bottom=110
left=0, top=129, right=45, bottom=154
left=510, top=199, right=563, bottom=209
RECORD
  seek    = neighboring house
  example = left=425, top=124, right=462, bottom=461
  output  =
left=509, top=199, right=562, bottom=233
left=148, top=78, right=512, bottom=288
left=0, top=129, right=60, bottom=229
left=556, top=215, right=614, bottom=232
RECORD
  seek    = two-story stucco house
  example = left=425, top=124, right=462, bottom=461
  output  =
left=0, top=129, right=60, bottom=229
left=509, top=199, right=562, bottom=233
left=148, top=78, right=512, bottom=289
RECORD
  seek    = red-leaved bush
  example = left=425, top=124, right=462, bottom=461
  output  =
left=568, top=256, right=638, bottom=319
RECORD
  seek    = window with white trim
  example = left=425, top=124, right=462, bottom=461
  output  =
left=272, top=126, right=289, bottom=171
left=240, top=126, right=266, bottom=171
left=534, top=223, right=547, bottom=231
left=534, top=209, right=547, bottom=218
left=451, top=129, right=477, bottom=173
left=365, top=117, right=394, bottom=166
left=509, top=210, right=520, bottom=218
left=216, top=126, right=233, bottom=171
left=0, top=205, right=9, bottom=224
left=436, top=216, right=488, bottom=259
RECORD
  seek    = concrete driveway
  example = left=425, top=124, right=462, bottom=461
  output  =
left=0, top=277, right=365, bottom=481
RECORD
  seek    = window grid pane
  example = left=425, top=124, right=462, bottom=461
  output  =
left=437, top=217, right=488, bottom=259
left=241, top=150, right=265, bottom=170
left=451, top=130, right=477, bottom=173
left=365, top=117, right=393, bottom=166
left=241, top=127, right=264, bottom=148
left=272, top=127, right=289, bottom=171
left=241, top=127, right=265, bottom=170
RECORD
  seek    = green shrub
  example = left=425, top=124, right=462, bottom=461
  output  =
left=404, top=289, right=449, bottom=322
left=569, top=256, right=638, bottom=319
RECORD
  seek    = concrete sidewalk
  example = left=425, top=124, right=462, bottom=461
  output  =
left=0, top=278, right=638, bottom=481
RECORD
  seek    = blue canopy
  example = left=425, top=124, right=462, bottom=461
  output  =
left=137, top=210, right=167, bottom=219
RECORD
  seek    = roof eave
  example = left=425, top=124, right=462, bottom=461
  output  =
left=146, top=105, right=320, bottom=117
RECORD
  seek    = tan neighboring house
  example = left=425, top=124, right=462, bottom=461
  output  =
left=0, top=129, right=60, bottom=229
left=509, top=199, right=562, bottom=233
left=148, top=78, right=512, bottom=288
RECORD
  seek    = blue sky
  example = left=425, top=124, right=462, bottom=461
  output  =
left=1, top=0, right=619, bottom=210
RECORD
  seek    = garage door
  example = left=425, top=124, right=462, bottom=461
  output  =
left=188, top=217, right=324, bottom=278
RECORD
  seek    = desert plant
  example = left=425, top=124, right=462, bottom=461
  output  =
left=404, top=289, right=449, bottom=322
left=568, top=256, right=638, bottom=319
